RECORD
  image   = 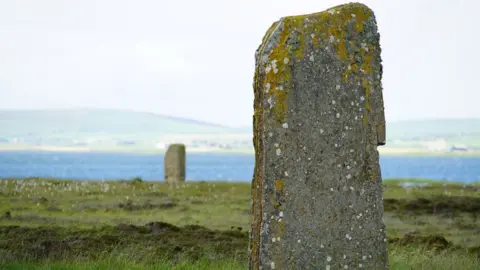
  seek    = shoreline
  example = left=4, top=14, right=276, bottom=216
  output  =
left=2, top=177, right=477, bottom=185
left=0, top=145, right=479, bottom=157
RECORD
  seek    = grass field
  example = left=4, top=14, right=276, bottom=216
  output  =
left=0, top=177, right=479, bottom=269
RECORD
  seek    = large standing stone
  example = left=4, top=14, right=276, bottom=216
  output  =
left=249, top=3, right=388, bottom=270
left=164, top=144, right=186, bottom=183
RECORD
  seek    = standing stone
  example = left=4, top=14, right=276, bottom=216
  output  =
left=164, top=144, right=186, bottom=183
left=249, top=3, right=388, bottom=270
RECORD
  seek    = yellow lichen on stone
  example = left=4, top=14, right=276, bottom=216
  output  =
left=274, top=179, right=285, bottom=191
left=260, top=21, right=294, bottom=124
left=257, top=3, right=374, bottom=124
left=255, top=3, right=372, bottom=124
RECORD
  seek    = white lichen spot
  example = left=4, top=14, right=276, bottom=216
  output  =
left=271, top=261, right=276, bottom=269
left=351, top=13, right=356, bottom=18
left=265, top=64, right=272, bottom=74
left=328, top=9, right=335, bottom=15
left=344, top=265, right=349, bottom=269
left=284, top=57, right=289, bottom=64
left=335, top=144, right=338, bottom=147
left=336, top=113, right=340, bottom=118
left=343, top=254, right=346, bottom=259
left=277, top=237, right=281, bottom=242
left=332, top=100, right=336, bottom=105
left=336, top=85, right=341, bottom=90
left=320, top=129, right=324, bottom=134
left=303, top=146, right=307, bottom=150
left=346, top=174, right=352, bottom=179
left=350, top=149, right=354, bottom=153
left=271, top=60, right=278, bottom=74
left=279, top=211, right=284, bottom=218
left=268, top=132, right=273, bottom=137
left=309, top=55, right=315, bottom=62
left=327, top=256, right=332, bottom=262
left=360, top=96, right=365, bottom=101
left=265, top=83, right=271, bottom=93
left=354, top=116, right=358, bottom=120
left=276, top=149, right=281, bottom=156
left=326, top=266, right=331, bottom=270
left=347, top=165, right=351, bottom=170
left=272, top=238, right=276, bottom=243
left=282, top=123, right=288, bottom=129
left=330, top=188, right=334, bottom=191
left=359, top=264, right=363, bottom=268
left=298, top=239, right=301, bottom=243
left=349, top=186, right=354, bottom=191
left=329, top=35, right=335, bottom=43
left=321, top=244, right=324, bottom=248
left=284, top=171, right=288, bottom=177
left=276, top=85, right=284, bottom=91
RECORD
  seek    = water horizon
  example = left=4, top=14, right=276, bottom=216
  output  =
left=0, top=150, right=479, bottom=183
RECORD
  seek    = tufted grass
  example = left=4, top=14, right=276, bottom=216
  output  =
left=0, top=178, right=479, bottom=269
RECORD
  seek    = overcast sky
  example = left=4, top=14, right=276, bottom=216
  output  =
left=0, top=0, right=477, bottom=127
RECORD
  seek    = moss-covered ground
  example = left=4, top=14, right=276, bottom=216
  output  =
left=0, top=177, right=479, bottom=269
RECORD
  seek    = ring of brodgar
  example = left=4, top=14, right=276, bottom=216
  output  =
left=250, top=2, right=388, bottom=269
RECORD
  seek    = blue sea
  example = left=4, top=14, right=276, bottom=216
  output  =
left=0, top=151, right=479, bottom=183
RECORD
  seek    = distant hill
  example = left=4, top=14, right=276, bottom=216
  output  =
left=0, top=109, right=479, bottom=152
left=386, top=119, right=480, bottom=147
left=387, top=119, right=480, bottom=139
left=0, top=109, right=240, bottom=138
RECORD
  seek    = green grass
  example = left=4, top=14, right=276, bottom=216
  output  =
left=0, top=178, right=479, bottom=269
left=1, top=249, right=478, bottom=270
left=1, top=257, right=246, bottom=270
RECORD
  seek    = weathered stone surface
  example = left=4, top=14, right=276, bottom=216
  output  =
left=249, top=3, right=388, bottom=270
left=164, top=144, right=186, bottom=183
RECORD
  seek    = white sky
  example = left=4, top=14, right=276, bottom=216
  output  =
left=0, top=0, right=477, bottom=127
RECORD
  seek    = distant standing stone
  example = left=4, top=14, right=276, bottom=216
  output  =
left=164, top=144, right=186, bottom=183
left=249, top=3, right=388, bottom=270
